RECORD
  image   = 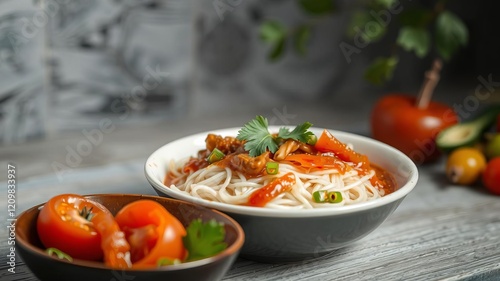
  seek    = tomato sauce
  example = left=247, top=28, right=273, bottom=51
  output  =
left=247, top=172, right=296, bottom=207
left=370, top=164, right=397, bottom=195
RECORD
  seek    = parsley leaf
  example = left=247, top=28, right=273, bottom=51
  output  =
left=396, top=26, right=430, bottom=58
left=435, top=10, right=468, bottom=61
left=237, top=116, right=315, bottom=156
left=278, top=121, right=314, bottom=143
left=237, top=116, right=278, bottom=157
left=364, top=56, right=399, bottom=86
left=183, top=219, right=227, bottom=262
left=294, top=25, right=311, bottom=56
left=260, top=21, right=287, bottom=61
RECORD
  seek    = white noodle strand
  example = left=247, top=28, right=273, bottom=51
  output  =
left=167, top=159, right=387, bottom=209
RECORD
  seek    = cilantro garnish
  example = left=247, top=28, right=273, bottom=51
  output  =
left=183, top=219, right=227, bottom=262
left=236, top=116, right=278, bottom=157
left=278, top=121, right=315, bottom=143
left=237, top=115, right=314, bottom=156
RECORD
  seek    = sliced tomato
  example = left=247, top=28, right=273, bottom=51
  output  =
left=248, top=172, right=296, bottom=207
left=37, top=194, right=104, bottom=261
left=315, top=129, right=370, bottom=169
left=91, top=205, right=132, bottom=268
left=37, top=194, right=132, bottom=268
left=314, top=130, right=389, bottom=189
left=283, top=154, right=350, bottom=173
left=114, top=200, right=187, bottom=268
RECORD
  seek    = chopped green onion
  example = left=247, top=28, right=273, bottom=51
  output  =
left=327, top=191, right=343, bottom=203
left=313, top=190, right=328, bottom=203
left=266, top=162, right=279, bottom=175
left=157, top=257, right=182, bottom=267
left=312, top=190, right=343, bottom=203
left=306, top=134, right=318, bottom=145
left=46, top=247, right=73, bottom=262
left=207, top=148, right=225, bottom=163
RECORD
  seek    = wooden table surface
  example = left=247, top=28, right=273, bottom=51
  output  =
left=1, top=101, right=500, bottom=281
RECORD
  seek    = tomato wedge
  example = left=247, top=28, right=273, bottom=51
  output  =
left=283, top=154, right=350, bottom=173
left=92, top=207, right=132, bottom=268
left=248, top=172, right=296, bottom=207
left=315, top=129, right=370, bottom=169
left=314, top=130, right=388, bottom=189
left=37, top=194, right=131, bottom=268
left=114, top=200, right=187, bottom=268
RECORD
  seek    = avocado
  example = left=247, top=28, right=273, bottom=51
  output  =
left=436, top=105, right=500, bottom=152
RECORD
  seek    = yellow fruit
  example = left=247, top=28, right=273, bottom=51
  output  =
left=446, top=147, right=487, bottom=185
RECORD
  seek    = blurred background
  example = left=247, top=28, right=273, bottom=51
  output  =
left=0, top=0, right=499, bottom=144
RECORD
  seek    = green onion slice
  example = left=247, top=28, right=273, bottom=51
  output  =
left=327, top=191, right=343, bottom=203
left=207, top=148, right=225, bottom=164
left=312, top=190, right=328, bottom=203
left=312, top=190, right=343, bottom=203
left=46, top=247, right=73, bottom=262
left=266, top=162, right=279, bottom=175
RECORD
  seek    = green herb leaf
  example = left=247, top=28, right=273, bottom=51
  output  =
left=346, top=11, right=386, bottom=43
left=298, top=0, right=335, bottom=15
left=260, top=21, right=287, bottom=61
left=294, top=25, right=311, bottom=56
left=397, top=26, right=430, bottom=58
left=269, top=38, right=286, bottom=61
left=237, top=115, right=278, bottom=157
left=260, top=20, right=286, bottom=44
left=237, top=116, right=315, bottom=157
left=435, top=10, right=468, bottom=61
left=183, top=219, right=227, bottom=262
left=364, top=56, right=399, bottom=86
left=278, top=122, right=314, bottom=143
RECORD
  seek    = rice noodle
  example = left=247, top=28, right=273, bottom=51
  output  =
left=167, top=159, right=384, bottom=209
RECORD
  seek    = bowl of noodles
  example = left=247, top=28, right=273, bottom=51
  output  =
left=145, top=117, right=418, bottom=262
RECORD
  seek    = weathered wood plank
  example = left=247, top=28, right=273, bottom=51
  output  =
left=2, top=101, right=499, bottom=281
left=2, top=161, right=499, bottom=281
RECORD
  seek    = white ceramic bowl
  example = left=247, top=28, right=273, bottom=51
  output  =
left=145, top=127, right=418, bottom=262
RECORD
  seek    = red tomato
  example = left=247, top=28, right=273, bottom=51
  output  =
left=371, top=94, right=458, bottom=163
left=91, top=204, right=132, bottom=268
left=37, top=194, right=132, bottom=266
left=283, top=154, right=349, bottom=173
left=315, top=129, right=369, bottom=169
left=248, top=172, right=296, bottom=207
left=313, top=130, right=386, bottom=189
left=114, top=200, right=187, bottom=268
left=482, top=158, right=500, bottom=195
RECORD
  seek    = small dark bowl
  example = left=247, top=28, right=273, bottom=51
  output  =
left=16, top=194, right=244, bottom=281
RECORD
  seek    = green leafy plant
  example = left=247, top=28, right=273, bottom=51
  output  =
left=182, top=219, right=228, bottom=262
left=259, top=0, right=469, bottom=85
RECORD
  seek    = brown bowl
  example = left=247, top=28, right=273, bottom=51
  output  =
left=16, top=194, right=244, bottom=281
